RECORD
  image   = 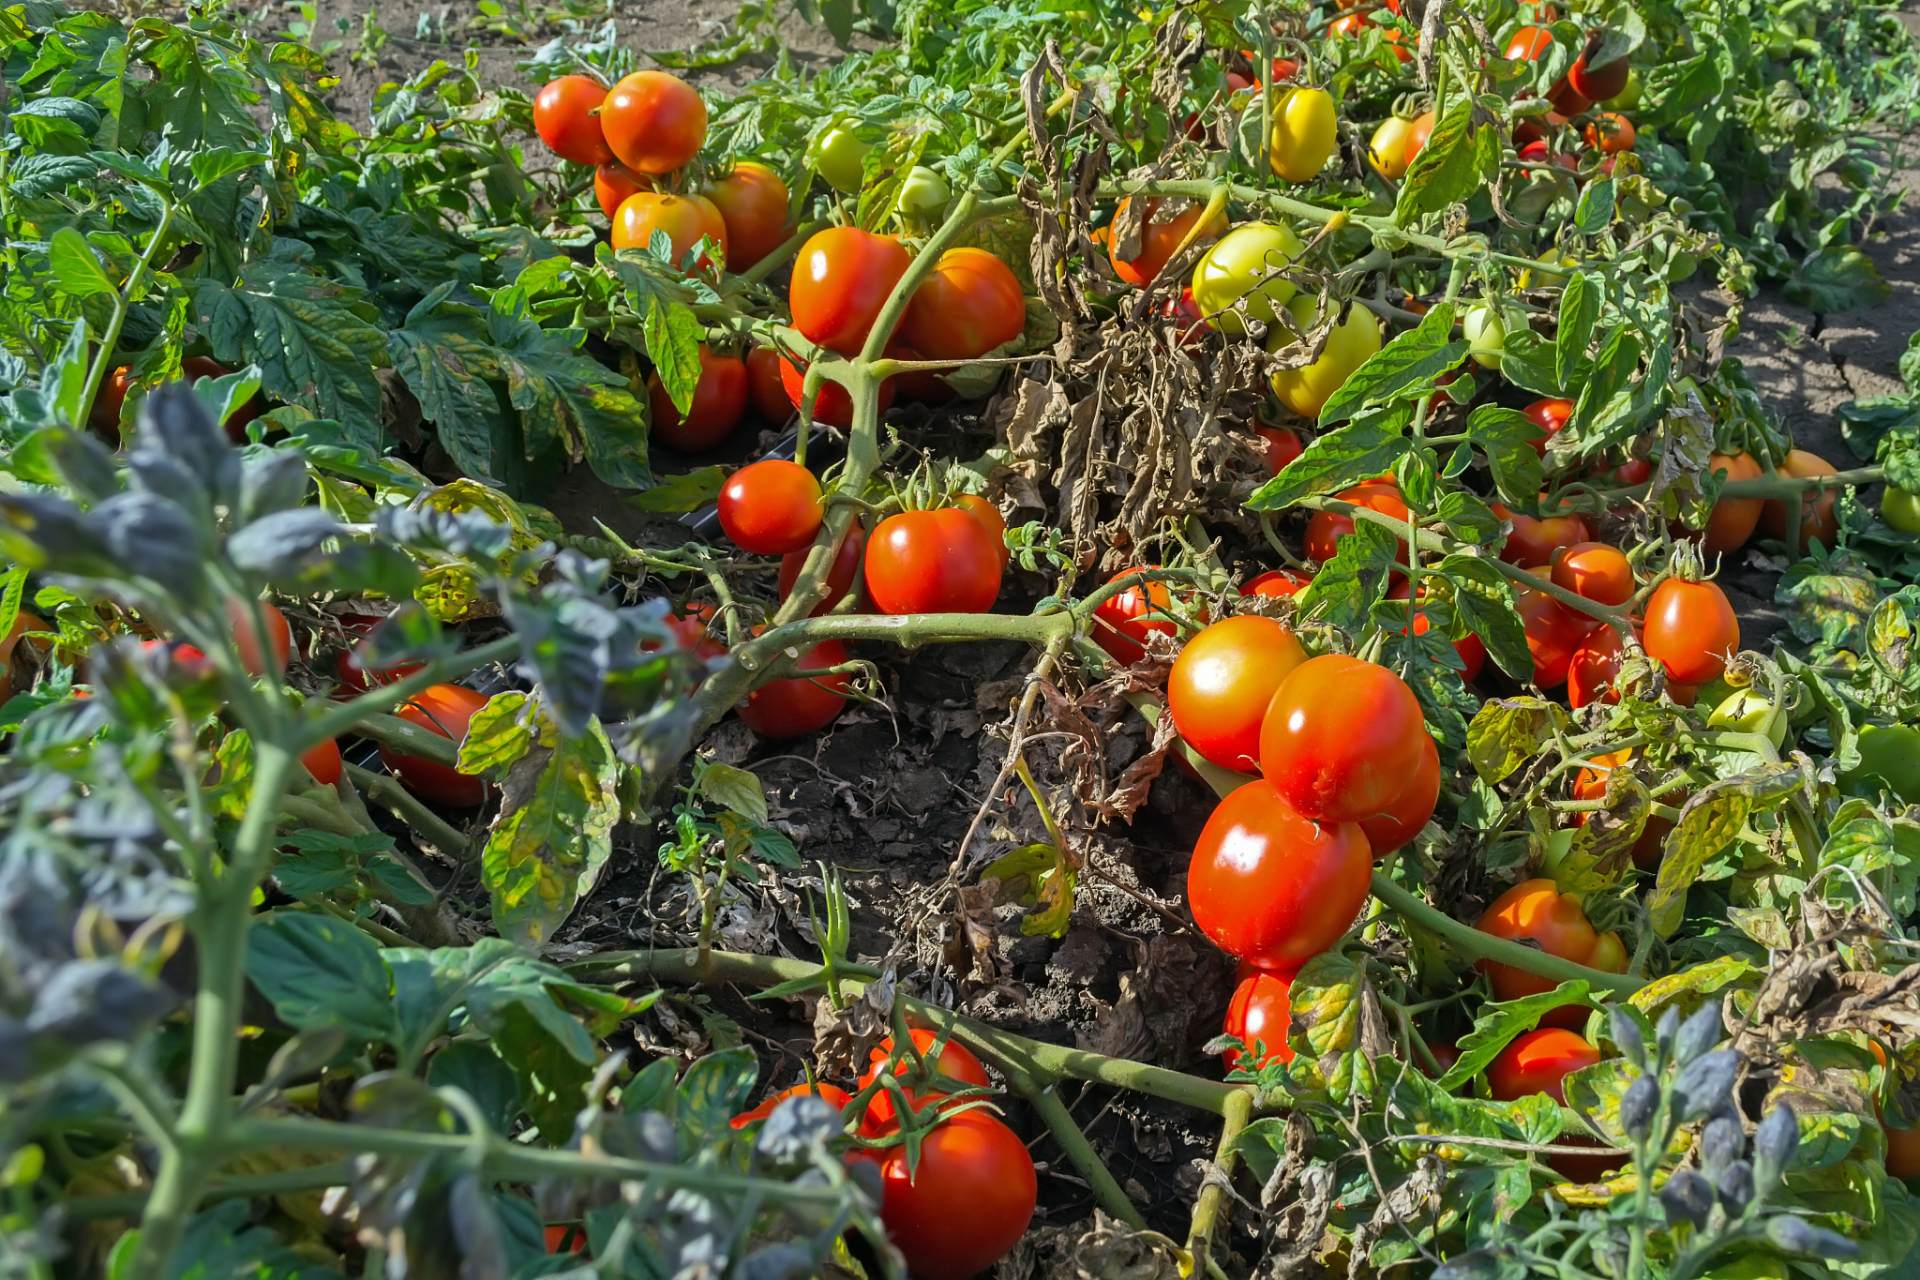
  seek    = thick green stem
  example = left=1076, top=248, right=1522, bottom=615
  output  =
left=344, top=762, right=473, bottom=858
left=1003, top=1066, right=1146, bottom=1229
left=79, top=195, right=175, bottom=431
left=63, top=1158, right=357, bottom=1221
left=1185, top=1086, right=1252, bottom=1273
left=303, top=635, right=520, bottom=753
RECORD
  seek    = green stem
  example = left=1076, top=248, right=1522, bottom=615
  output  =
left=63, top=1158, right=357, bottom=1221
left=79, top=194, right=175, bottom=432
left=1370, top=872, right=1642, bottom=996
left=303, top=635, right=520, bottom=753
left=1004, top=1066, right=1145, bottom=1229
left=1185, top=1086, right=1252, bottom=1273
left=343, top=762, right=473, bottom=858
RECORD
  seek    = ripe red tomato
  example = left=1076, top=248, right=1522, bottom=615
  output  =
left=901, top=248, right=1026, bottom=360
left=702, top=161, right=790, bottom=272
left=730, top=1081, right=852, bottom=1129
left=611, top=192, right=727, bottom=270
left=543, top=1224, right=586, bottom=1255
left=1516, top=587, right=1586, bottom=688
left=1551, top=542, right=1633, bottom=607
left=1493, top=503, right=1592, bottom=569
left=600, top=71, right=707, bottom=175
left=1304, top=481, right=1409, bottom=564
left=664, top=603, right=727, bottom=665
left=863, top=508, right=1003, bottom=615
left=1489, top=1029, right=1601, bottom=1105
left=225, top=598, right=292, bottom=678
left=1243, top=568, right=1312, bottom=599
left=870, top=1109, right=1036, bottom=1280
left=789, top=227, right=913, bottom=356
left=1506, top=25, right=1553, bottom=59
left=1107, top=197, right=1226, bottom=286
left=1387, top=580, right=1486, bottom=682
left=89, top=366, right=133, bottom=438
left=1567, top=43, right=1630, bottom=101
left=335, top=615, right=425, bottom=695
left=1643, top=577, right=1739, bottom=686
left=778, top=526, right=866, bottom=616
left=1547, top=77, right=1592, bottom=115
left=1091, top=570, right=1177, bottom=665
left=1614, top=458, right=1653, bottom=486
left=1522, top=397, right=1574, bottom=457
left=717, top=460, right=824, bottom=555
left=1476, top=879, right=1601, bottom=1022
left=955, top=494, right=1009, bottom=568
left=745, top=345, right=791, bottom=422
left=381, top=684, right=491, bottom=807
left=737, top=639, right=852, bottom=738
left=1259, top=654, right=1428, bottom=823
left=1696, top=452, right=1764, bottom=558
left=1188, top=779, right=1372, bottom=968
left=1566, top=624, right=1625, bottom=709
left=1168, top=616, right=1309, bottom=772
left=647, top=346, right=747, bottom=453
left=533, top=75, right=614, bottom=166
left=859, top=1028, right=992, bottom=1132
left=1584, top=112, right=1636, bottom=154
left=1222, top=966, right=1297, bottom=1070
left=1359, top=731, right=1439, bottom=856
left=301, top=736, right=343, bottom=787
left=777, top=348, right=896, bottom=429
left=1759, top=448, right=1839, bottom=550
left=1162, top=287, right=1207, bottom=350
left=593, top=162, right=650, bottom=220
left=1256, top=425, right=1303, bottom=474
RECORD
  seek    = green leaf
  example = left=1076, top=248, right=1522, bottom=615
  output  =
left=981, top=841, right=1077, bottom=938
left=1315, top=303, right=1465, bottom=425
left=677, top=1046, right=759, bottom=1153
left=698, top=761, right=767, bottom=823
left=245, top=913, right=398, bottom=1044
left=1297, top=518, right=1400, bottom=633
left=1396, top=99, right=1496, bottom=222
left=644, top=293, right=705, bottom=417
left=1437, top=982, right=1593, bottom=1093
left=1647, top=761, right=1808, bottom=936
left=1466, top=406, right=1546, bottom=505
left=1439, top=556, right=1533, bottom=686
left=494, top=1001, right=597, bottom=1143
left=1285, top=950, right=1382, bottom=1105
left=1464, top=696, right=1565, bottom=784
left=1628, top=956, right=1761, bottom=1016
left=1554, top=326, right=1640, bottom=458
left=48, top=227, right=116, bottom=298
left=386, top=284, right=514, bottom=485
left=1493, top=328, right=1563, bottom=398
left=1245, top=408, right=1410, bottom=510
left=1572, top=179, right=1614, bottom=236
left=1555, top=273, right=1599, bottom=390
left=625, top=466, right=727, bottom=513
left=426, top=1040, right=524, bottom=1134
left=10, top=154, right=96, bottom=198
left=489, top=286, right=651, bottom=491
left=136, top=24, right=264, bottom=152
left=1785, top=246, right=1892, bottom=315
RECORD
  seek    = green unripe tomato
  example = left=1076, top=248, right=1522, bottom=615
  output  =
left=897, top=165, right=950, bottom=217
left=1707, top=687, right=1790, bottom=750
left=1841, top=723, right=1920, bottom=805
left=1603, top=68, right=1642, bottom=112
left=1191, top=223, right=1304, bottom=335
left=816, top=127, right=870, bottom=194
left=1462, top=302, right=1508, bottom=369
left=1883, top=485, right=1920, bottom=534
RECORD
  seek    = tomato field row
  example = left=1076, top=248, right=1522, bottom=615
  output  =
left=6, top=0, right=1920, bottom=1275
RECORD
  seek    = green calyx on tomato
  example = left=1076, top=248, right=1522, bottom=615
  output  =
left=1192, top=223, right=1304, bottom=335
left=1841, top=724, right=1920, bottom=805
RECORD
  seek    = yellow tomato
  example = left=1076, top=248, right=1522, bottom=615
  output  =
left=1368, top=117, right=1414, bottom=180
left=1191, top=223, right=1304, bottom=334
left=1267, top=296, right=1382, bottom=418
left=1270, top=87, right=1338, bottom=184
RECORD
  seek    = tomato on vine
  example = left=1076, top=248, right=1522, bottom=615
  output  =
left=1696, top=452, right=1764, bottom=557
left=1493, top=502, right=1592, bottom=569
left=1759, top=448, right=1839, bottom=550
left=1476, top=879, right=1611, bottom=1023
left=1222, top=965, right=1296, bottom=1070
left=868, top=1109, right=1036, bottom=1280
left=901, top=248, right=1026, bottom=360
left=1304, top=480, right=1408, bottom=563
left=1243, top=568, right=1312, bottom=599
left=779, top=526, right=866, bottom=616
left=600, top=70, right=707, bottom=174
left=300, top=736, right=342, bottom=787
left=954, top=494, right=1009, bottom=567
left=744, top=345, right=792, bottom=422
left=533, top=75, right=614, bottom=166
left=1488, top=1028, right=1601, bottom=1103
left=1551, top=542, right=1633, bottom=607
left=1515, top=586, right=1587, bottom=688
left=789, top=227, right=913, bottom=354
left=1269, top=87, right=1338, bottom=183
left=1090, top=570, right=1178, bottom=665
left=227, top=598, right=292, bottom=678
left=1883, top=486, right=1920, bottom=534
left=593, top=162, right=649, bottom=220
left=1168, top=615, right=1308, bottom=772
left=1521, top=397, right=1574, bottom=457
left=647, top=346, right=747, bottom=453
left=1585, top=112, right=1636, bottom=154
left=381, top=683, right=491, bottom=807
left=701, top=161, right=790, bottom=272
left=1387, top=580, right=1487, bottom=682
left=730, top=1082, right=851, bottom=1129
left=863, top=507, right=1003, bottom=615
left=1107, top=197, right=1226, bottom=286
left=1268, top=299, right=1382, bottom=418
left=610, top=192, right=727, bottom=269
left=717, top=460, right=824, bottom=555
left=1566, top=624, right=1626, bottom=709
left=778, top=349, right=897, bottom=429
left=1256, top=425, right=1303, bottom=474
left=737, top=639, right=852, bottom=739
left=1643, top=575, right=1739, bottom=686
left=1259, top=654, right=1428, bottom=824
left=858, top=1028, right=992, bottom=1132
left=1191, top=223, right=1302, bottom=334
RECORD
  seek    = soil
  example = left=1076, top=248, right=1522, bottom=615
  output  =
left=268, top=0, right=1920, bottom=1266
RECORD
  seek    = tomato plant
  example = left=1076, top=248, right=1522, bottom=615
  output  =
left=718, top=459, right=825, bottom=554
left=862, top=507, right=1003, bottom=615
left=858, top=1028, right=992, bottom=1130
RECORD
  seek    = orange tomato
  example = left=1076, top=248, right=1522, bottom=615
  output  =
left=1759, top=449, right=1840, bottom=550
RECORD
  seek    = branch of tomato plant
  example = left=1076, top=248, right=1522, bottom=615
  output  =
left=1185, top=1085, right=1252, bottom=1279
left=78, top=191, right=176, bottom=432
left=342, top=762, right=472, bottom=859
left=302, top=633, right=520, bottom=753
left=999, top=1061, right=1147, bottom=1229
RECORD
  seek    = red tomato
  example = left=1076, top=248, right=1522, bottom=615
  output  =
left=1493, top=502, right=1591, bottom=569
left=1522, top=397, right=1574, bottom=457
left=1422, top=1039, right=1461, bottom=1078
left=1566, top=624, right=1625, bottom=709
left=1615, top=458, right=1652, bottom=485
left=789, top=227, right=913, bottom=356
left=1091, top=569, right=1177, bottom=665
left=1243, top=568, right=1312, bottom=599
left=226, top=598, right=292, bottom=678
left=647, top=346, right=747, bottom=452
left=1889, top=1124, right=1920, bottom=1181
left=1488, top=1028, right=1601, bottom=1104
left=89, top=366, right=133, bottom=438
left=1386, top=580, right=1486, bottom=682
left=1107, top=197, right=1225, bottom=287
left=702, top=161, right=790, bottom=272
left=1168, top=616, right=1309, bottom=772
left=1506, top=25, right=1553, bottom=59
left=1759, top=448, right=1840, bottom=550
left=955, top=494, right=1009, bottom=567
left=1359, top=732, right=1439, bottom=856
left=1404, top=110, right=1438, bottom=165
left=1567, top=43, right=1630, bottom=101
left=1222, top=966, right=1297, bottom=1070
left=870, top=1110, right=1036, bottom=1280
left=611, top=192, right=727, bottom=270
left=859, top=1028, right=992, bottom=1132
left=730, top=1081, right=852, bottom=1129
left=1259, top=654, right=1428, bottom=824
left=664, top=603, right=727, bottom=665
left=1476, top=878, right=1601, bottom=1021
left=777, top=347, right=896, bottom=430
left=737, top=639, right=852, bottom=738
left=1304, top=481, right=1410, bottom=564
left=593, top=163, right=650, bottom=220
left=533, top=75, right=614, bottom=166
left=335, top=616, right=426, bottom=695
left=1695, top=452, right=1764, bottom=558
left=544, top=1224, right=586, bottom=1255
left=1643, top=577, right=1739, bottom=686
left=1256, top=426, right=1303, bottom=475
left=717, top=460, right=824, bottom=555
left=901, top=248, right=1026, bottom=360
left=1188, top=780, right=1373, bottom=968
left=300, top=736, right=342, bottom=786
left=745, top=345, right=791, bottom=422
left=778, top=526, right=866, bottom=616
left=863, top=508, right=1003, bottom=615
left=1551, top=542, right=1633, bottom=607
left=1548, top=77, right=1592, bottom=115
left=380, top=684, right=491, bottom=807
left=1517, top=588, right=1586, bottom=688
left=1, top=612, right=51, bottom=692
left=1584, top=112, right=1636, bottom=154
left=600, top=70, right=707, bottom=175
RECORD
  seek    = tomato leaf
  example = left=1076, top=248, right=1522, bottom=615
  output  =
left=1628, top=956, right=1762, bottom=1018
left=1647, top=760, right=1808, bottom=937
left=1785, top=245, right=1892, bottom=315
left=387, top=283, right=516, bottom=485
left=1315, top=302, right=1465, bottom=426
left=1298, top=518, right=1400, bottom=633
left=490, top=285, right=653, bottom=490
left=48, top=227, right=116, bottom=299
left=1286, top=950, right=1389, bottom=1105
left=1435, top=981, right=1594, bottom=1094
left=1395, top=98, right=1497, bottom=223
left=245, top=912, right=400, bottom=1045
left=1438, top=556, right=1533, bottom=687
left=698, top=760, right=769, bottom=824
left=678, top=1045, right=761, bottom=1152
left=425, top=1040, right=525, bottom=1135
left=1555, top=272, right=1600, bottom=389
left=1493, top=328, right=1563, bottom=399
left=1572, top=179, right=1614, bottom=237
left=1465, top=405, right=1546, bottom=505
left=1552, top=325, right=1641, bottom=460
left=626, top=466, right=727, bottom=512
left=1245, top=406, right=1411, bottom=511
left=1463, top=695, right=1566, bottom=784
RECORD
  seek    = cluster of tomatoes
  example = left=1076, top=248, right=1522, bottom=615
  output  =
left=545, top=1028, right=1037, bottom=1279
